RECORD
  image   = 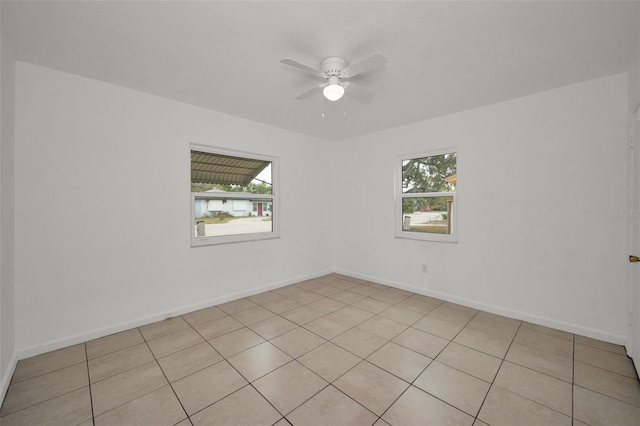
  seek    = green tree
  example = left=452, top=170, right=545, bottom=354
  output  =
left=402, top=153, right=456, bottom=193
left=244, top=182, right=272, bottom=194
left=191, top=181, right=272, bottom=194
left=191, top=182, right=218, bottom=192
left=402, top=198, right=417, bottom=213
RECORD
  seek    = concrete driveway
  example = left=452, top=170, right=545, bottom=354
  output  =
left=405, top=211, right=446, bottom=226
left=199, top=216, right=272, bottom=237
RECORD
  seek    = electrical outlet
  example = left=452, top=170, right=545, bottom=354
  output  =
left=628, top=312, right=633, bottom=326
left=165, top=311, right=174, bottom=319
left=422, top=264, right=429, bottom=274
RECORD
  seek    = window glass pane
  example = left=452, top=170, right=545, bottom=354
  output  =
left=191, top=149, right=276, bottom=244
left=402, top=196, right=453, bottom=234
left=402, top=152, right=456, bottom=194
left=194, top=197, right=273, bottom=238
left=191, top=165, right=272, bottom=194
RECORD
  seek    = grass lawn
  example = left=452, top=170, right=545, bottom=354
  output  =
left=410, top=225, right=449, bottom=234
left=196, top=216, right=272, bottom=225
left=195, top=216, right=234, bottom=224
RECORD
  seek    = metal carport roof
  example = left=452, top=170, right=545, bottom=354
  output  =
left=191, top=150, right=269, bottom=186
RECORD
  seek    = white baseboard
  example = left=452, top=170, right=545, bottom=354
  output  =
left=13, top=266, right=627, bottom=364
left=15, top=269, right=333, bottom=361
left=1, top=352, right=18, bottom=406
left=334, top=268, right=627, bottom=346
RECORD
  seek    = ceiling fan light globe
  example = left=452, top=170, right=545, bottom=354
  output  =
left=323, top=84, right=345, bottom=101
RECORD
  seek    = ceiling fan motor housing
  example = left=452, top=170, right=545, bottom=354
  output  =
left=321, top=57, right=347, bottom=79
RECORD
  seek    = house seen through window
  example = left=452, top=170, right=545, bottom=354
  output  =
left=191, top=146, right=278, bottom=246
left=397, top=150, right=457, bottom=242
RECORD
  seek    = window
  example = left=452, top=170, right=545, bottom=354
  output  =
left=191, top=145, right=278, bottom=246
left=395, top=149, right=457, bottom=243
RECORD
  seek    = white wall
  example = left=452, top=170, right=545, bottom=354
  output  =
left=0, top=12, right=17, bottom=400
left=8, top=61, right=633, bottom=361
left=332, top=73, right=629, bottom=343
left=13, top=62, right=333, bottom=356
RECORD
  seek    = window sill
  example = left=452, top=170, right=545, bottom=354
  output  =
left=191, top=232, right=280, bottom=247
left=394, top=232, right=457, bottom=243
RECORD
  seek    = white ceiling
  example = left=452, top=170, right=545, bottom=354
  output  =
left=3, top=1, right=639, bottom=141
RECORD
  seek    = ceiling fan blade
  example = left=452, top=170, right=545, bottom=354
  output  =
left=294, top=82, right=329, bottom=100
left=295, top=86, right=320, bottom=100
left=280, top=58, right=321, bottom=76
left=344, top=65, right=386, bottom=82
left=347, top=84, right=375, bottom=104
left=342, top=52, right=387, bottom=79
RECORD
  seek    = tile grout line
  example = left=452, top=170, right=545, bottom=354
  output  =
left=183, top=312, right=295, bottom=422
left=248, top=295, right=377, bottom=421
left=235, top=294, right=369, bottom=422
left=188, top=308, right=331, bottom=423
left=0, top=359, right=92, bottom=423
left=0, top=365, right=91, bottom=420
left=85, top=337, right=143, bottom=363
left=311, top=286, right=487, bottom=423
left=5, top=358, right=88, bottom=387
left=184, top=381, right=284, bottom=422
left=0, top=386, right=91, bottom=421
left=84, top=343, right=96, bottom=426
left=477, top=326, right=587, bottom=421
left=291, top=287, right=415, bottom=353
left=575, top=338, right=633, bottom=357
left=86, top=344, right=162, bottom=386
left=299, top=293, right=430, bottom=356
left=267, top=363, right=381, bottom=425
left=572, top=383, right=640, bottom=409
left=409, top=308, right=484, bottom=410
left=498, top=357, right=573, bottom=385
left=376, top=305, right=482, bottom=423
left=573, top=353, right=640, bottom=380
left=311, top=382, right=381, bottom=425
left=501, top=331, right=638, bottom=417
left=7, top=275, right=636, bottom=424
left=139, top=325, right=191, bottom=425
left=264, top=283, right=426, bottom=424
left=472, top=319, right=523, bottom=424
left=412, top=309, right=485, bottom=383
left=85, top=349, right=182, bottom=419
left=252, top=378, right=330, bottom=423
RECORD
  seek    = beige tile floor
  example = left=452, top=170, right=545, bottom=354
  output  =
left=1, top=273, right=639, bottom=425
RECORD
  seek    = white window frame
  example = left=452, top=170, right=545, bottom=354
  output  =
left=190, top=144, right=279, bottom=247
left=395, top=147, right=458, bottom=243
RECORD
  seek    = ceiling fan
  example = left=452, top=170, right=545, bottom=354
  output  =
left=280, top=52, right=387, bottom=102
